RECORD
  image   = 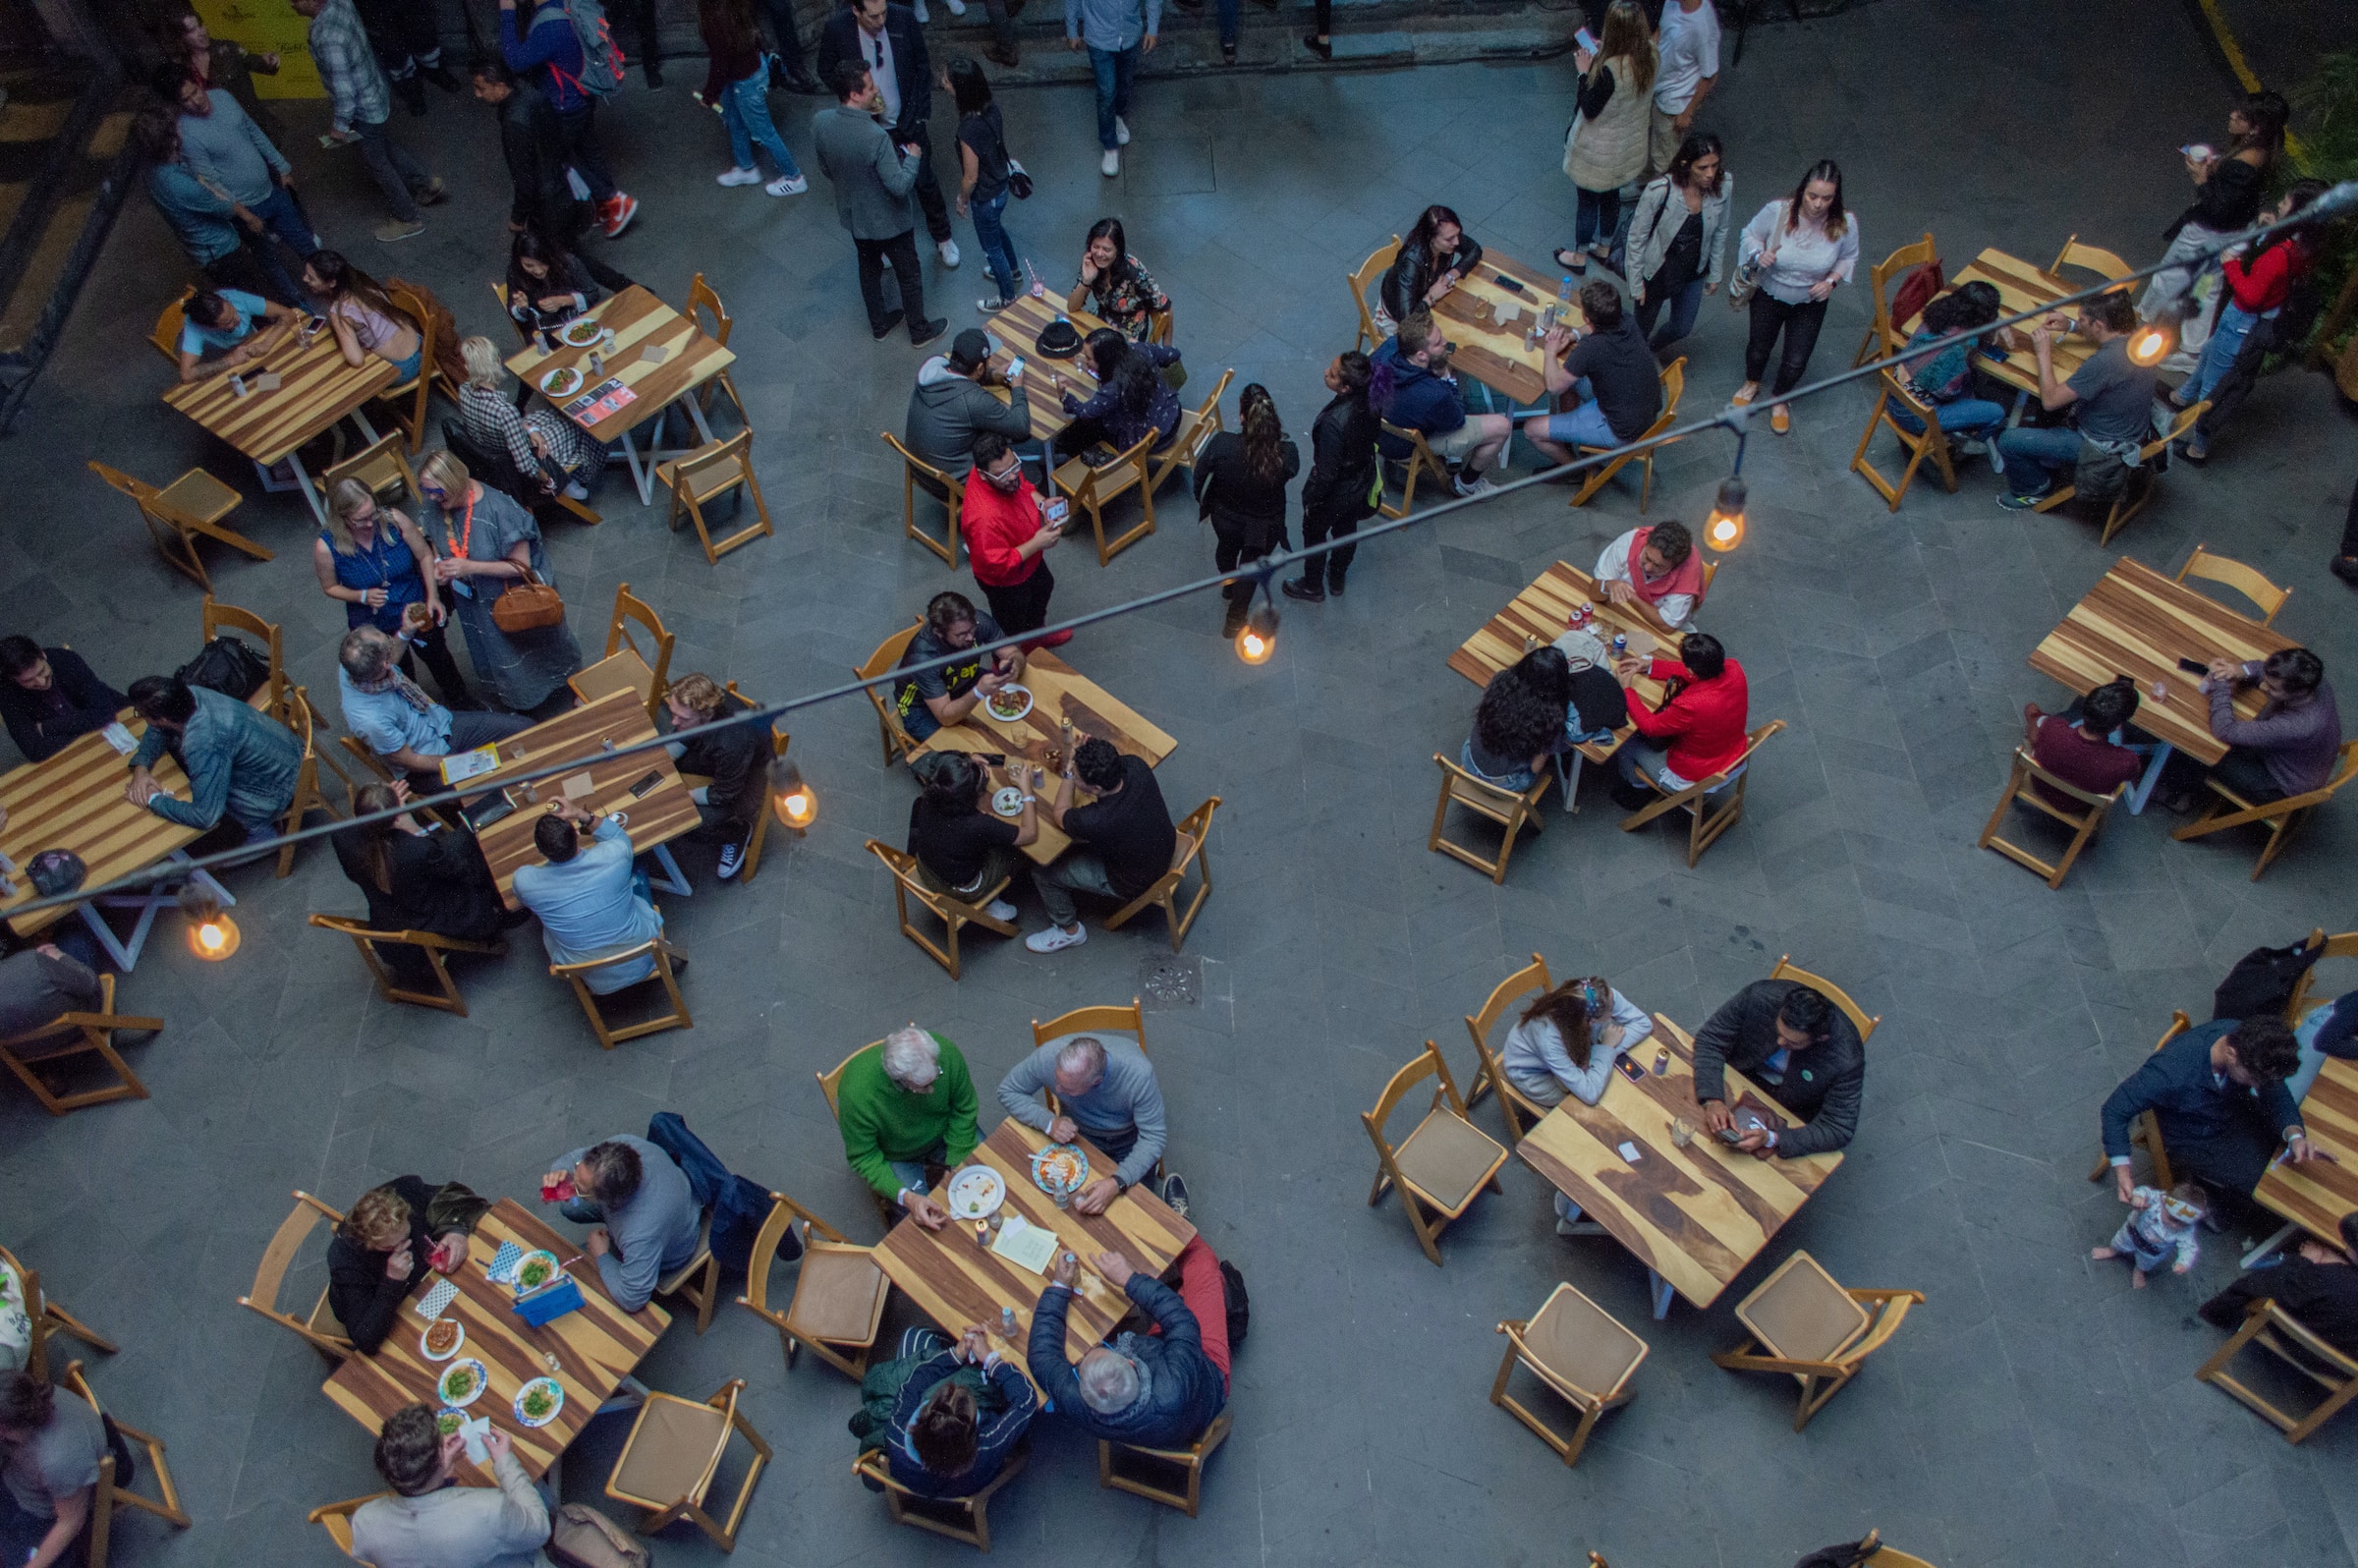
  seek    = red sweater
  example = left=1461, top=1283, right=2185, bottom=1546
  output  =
left=1624, top=657, right=1750, bottom=780
left=2221, top=239, right=2312, bottom=313
left=960, top=471, right=1045, bottom=588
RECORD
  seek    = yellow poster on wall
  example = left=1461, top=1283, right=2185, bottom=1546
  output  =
left=192, top=0, right=323, bottom=98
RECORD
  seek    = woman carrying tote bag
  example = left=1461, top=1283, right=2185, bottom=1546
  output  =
left=1553, top=1, right=1655, bottom=277
left=1623, top=131, right=1731, bottom=355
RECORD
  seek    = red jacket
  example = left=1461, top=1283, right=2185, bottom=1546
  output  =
left=960, top=470, right=1044, bottom=588
left=2221, top=238, right=2312, bottom=314
left=1624, top=657, right=1750, bottom=780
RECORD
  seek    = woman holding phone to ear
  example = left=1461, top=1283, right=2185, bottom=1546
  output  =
left=325, top=1177, right=492, bottom=1353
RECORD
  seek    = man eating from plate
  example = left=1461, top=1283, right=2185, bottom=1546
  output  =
left=995, top=1034, right=1188, bottom=1218
left=350, top=1404, right=550, bottom=1568
left=891, top=590, right=1027, bottom=743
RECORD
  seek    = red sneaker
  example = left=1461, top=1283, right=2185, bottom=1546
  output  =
left=1033, top=629, right=1073, bottom=648
left=601, top=194, right=640, bottom=238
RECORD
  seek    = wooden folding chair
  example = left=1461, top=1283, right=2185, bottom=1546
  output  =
left=1363, top=1040, right=1510, bottom=1266
left=1430, top=754, right=1552, bottom=883
left=1033, top=998, right=1145, bottom=1050
left=569, top=583, right=675, bottom=724
left=491, top=277, right=532, bottom=344
left=685, top=272, right=749, bottom=422
left=0, top=1243, right=118, bottom=1384
left=1978, top=747, right=2126, bottom=888
left=2030, top=402, right=2209, bottom=546
left=2086, top=1010, right=2191, bottom=1188
left=719, top=681, right=792, bottom=885
left=2172, top=738, right=2358, bottom=880
left=658, top=428, right=773, bottom=564
left=880, top=430, right=963, bottom=567
left=656, top=1211, right=723, bottom=1335
left=307, top=914, right=504, bottom=1016
left=815, top=1040, right=882, bottom=1121
left=552, top=939, right=694, bottom=1050
left=1848, top=367, right=1960, bottom=512
left=89, top=461, right=265, bottom=592
left=378, top=282, right=450, bottom=453
left=319, top=430, right=421, bottom=510
left=1376, top=420, right=1448, bottom=519
left=60, top=1362, right=191, bottom=1567
left=1147, top=367, right=1233, bottom=496
left=854, top=1444, right=1027, bottom=1551
left=866, top=839, right=1017, bottom=979
left=1102, top=796, right=1219, bottom=952
left=1098, top=1409, right=1232, bottom=1516
left=736, top=1192, right=890, bottom=1378
left=235, top=1191, right=354, bottom=1359
left=858, top=618, right=926, bottom=768
left=200, top=595, right=285, bottom=712
left=2284, top=928, right=2356, bottom=1025
left=270, top=684, right=343, bottom=877
left=1567, top=358, right=1684, bottom=512
left=605, top=1377, right=772, bottom=1551
left=1349, top=236, right=1402, bottom=353
left=2050, top=234, right=2134, bottom=282
left=1052, top=426, right=1159, bottom=565
left=2197, top=1295, right=2358, bottom=1442
left=1851, top=233, right=1937, bottom=365
left=1712, top=1252, right=1924, bottom=1430
left=1618, top=719, right=1784, bottom=867
left=1489, top=1282, right=1649, bottom=1465
left=2174, top=542, right=2290, bottom=626
left=1767, top=954, right=1881, bottom=1041
left=307, top=1489, right=391, bottom=1559
left=0, top=974, right=162, bottom=1117
left=150, top=287, right=194, bottom=362
left=1462, top=953, right=1553, bottom=1140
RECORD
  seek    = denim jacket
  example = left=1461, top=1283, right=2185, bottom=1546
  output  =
left=131, top=686, right=301, bottom=832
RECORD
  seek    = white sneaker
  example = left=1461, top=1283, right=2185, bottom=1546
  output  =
left=766, top=173, right=808, bottom=196
left=1452, top=470, right=1496, bottom=497
left=716, top=166, right=762, bottom=187
left=937, top=237, right=961, bottom=267
left=562, top=479, right=590, bottom=499
left=984, top=898, right=1019, bottom=922
left=1025, top=924, right=1087, bottom=954
left=1114, top=116, right=1131, bottom=146
left=945, top=0, right=967, bottom=12
left=912, top=0, right=927, bottom=18
left=1987, top=441, right=2006, bottom=476
left=1100, top=148, right=1120, bottom=177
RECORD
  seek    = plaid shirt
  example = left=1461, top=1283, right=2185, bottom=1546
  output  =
left=308, top=0, right=389, bottom=132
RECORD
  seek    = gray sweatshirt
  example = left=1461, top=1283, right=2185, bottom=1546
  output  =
left=554, top=1135, right=701, bottom=1312
left=906, top=356, right=1033, bottom=476
left=996, top=1036, right=1166, bottom=1189
left=178, top=88, right=289, bottom=206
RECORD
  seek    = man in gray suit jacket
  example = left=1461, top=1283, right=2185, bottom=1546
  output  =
left=814, top=59, right=944, bottom=347
left=350, top=1407, right=550, bottom=1568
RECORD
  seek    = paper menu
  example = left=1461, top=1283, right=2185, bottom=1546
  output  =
left=989, top=1214, right=1060, bottom=1274
left=441, top=745, right=500, bottom=784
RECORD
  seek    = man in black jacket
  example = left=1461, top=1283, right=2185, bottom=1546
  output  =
left=1691, top=978, right=1866, bottom=1158
left=469, top=57, right=632, bottom=293
left=0, top=638, right=126, bottom=763
left=816, top=0, right=957, bottom=267
left=664, top=674, right=770, bottom=879
left=2201, top=1213, right=2358, bottom=1357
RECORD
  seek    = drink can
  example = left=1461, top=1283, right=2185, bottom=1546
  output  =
left=1611, top=633, right=1628, bottom=656
left=1653, top=1048, right=1670, bottom=1076
left=228, top=373, right=248, bottom=398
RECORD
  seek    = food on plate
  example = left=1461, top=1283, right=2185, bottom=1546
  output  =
left=539, top=366, right=584, bottom=397
left=439, top=1363, right=478, bottom=1401
left=984, top=685, right=1032, bottom=721
left=516, top=1253, right=557, bottom=1290
left=521, top=1383, right=558, bottom=1420
left=422, top=1319, right=461, bottom=1356
left=1032, top=1144, right=1088, bottom=1193
left=435, top=1409, right=462, bottom=1436
left=560, top=318, right=604, bottom=347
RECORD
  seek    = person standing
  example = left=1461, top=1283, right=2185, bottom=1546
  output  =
left=2332, top=472, right=2358, bottom=589
left=1553, top=0, right=1653, bottom=277
left=609, top=0, right=666, bottom=87
left=1194, top=383, right=1300, bottom=639
left=500, top=0, right=641, bottom=239
left=1623, top=130, right=1729, bottom=354
left=294, top=0, right=447, bottom=244
left=171, top=73, right=318, bottom=272
left=1284, top=350, right=1378, bottom=603
left=469, top=61, right=635, bottom=293
left=132, top=108, right=309, bottom=308
left=1732, top=158, right=1857, bottom=435
left=2176, top=181, right=2325, bottom=459
left=2139, top=89, right=2288, bottom=350
left=1648, top=0, right=1718, bottom=178
left=949, top=56, right=1022, bottom=311
left=162, top=6, right=282, bottom=139
left=699, top=0, right=809, bottom=195
left=351, top=0, right=460, bottom=117
left=416, top=450, right=584, bottom=715
left=758, top=0, right=825, bottom=89
left=819, top=0, right=960, bottom=267
left=962, top=432, right=1068, bottom=641
left=1067, top=0, right=1159, bottom=178
left=316, top=479, right=473, bottom=706
left=814, top=62, right=947, bottom=346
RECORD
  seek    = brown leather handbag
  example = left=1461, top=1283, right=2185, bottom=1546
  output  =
left=490, top=566, right=566, bottom=633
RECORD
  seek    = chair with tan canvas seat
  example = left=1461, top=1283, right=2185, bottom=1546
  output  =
left=2172, top=738, right=2358, bottom=880
left=2174, top=542, right=2290, bottom=626
left=881, top=430, right=963, bottom=567
left=1098, top=1409, right=1232, bottom=1516
left=1376, top=420, right=1447, bottom=519
left=2196, top=1294, right=2358, bottom=1443
left=1431, top=754, right=1552, bottom=883
left=1349, top=236, right=1402, bottom=354
left=200, top=595, right=285, bottom=712
left=1566, top=358, right=1684, bottom=512
left=89, top=461, right=265, bottom=592
left=1848, top=367, right=1959, bottom=512
left=308, top=914, right=505, bottom=1016
left=867, top=839, right=1017, bottom=979
left=737, top=1191, right=890, bottom=1379
left=60, top=1362, right=191, bottom=1566
left=1488, top=1282, right=1648, bottom=1466
left=0, top=972, right=162, bottom=1117
left=1977, top=746, right=2127, bottom=888
left=2086, top=1010, right=2189, bottom=1189
left=236, top=1191, right=354, bottom=1360
left=1053, top=426, right=1158, bottom=566
left=659, top=429, right=774, bottom=565
left=271, top=685, right=344, bottom=877
left=1103, top=796, right=1219, bottom=952
left=0, top=1243, right=117, bottom=1383
left=854, top=1444, right=1028, bottom=1551
left=1712, top=1251, right=1924, bottom=1430
left=1619, top=719, right=1784, bottom=868
left=1851, top=233, right=1937, bottom=365
left=858, top=618, right=926, bottom=768
left=319, top=430, right=421, bottom=512
left=605, top=1377, right=772, bottom=1551
left=150, top=287, right=195, bottom=362
left=1147, top=367, right=1233, bottom=497
left=1363, top=1040, right=1510, bottom=1266
left=2029, top=401, right=2209, bottom=546
left=377, top=282, right=452, bottom=453
left=1462, top=953, right=1553, bottom=1140
left=553, top=939, right=694, bottom=1051
left=1768, top=954, right=1881, bottom=1041
left=569, top=584, right=675, bottom=724
left=307, top=1491, right=390, bottom=1560
left=2050, top=234, right=2134, bottom=283
left=685, top=273, right=750, bottom=422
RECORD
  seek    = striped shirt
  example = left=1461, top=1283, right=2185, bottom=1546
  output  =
left=308, top=0, right=390, bottom=132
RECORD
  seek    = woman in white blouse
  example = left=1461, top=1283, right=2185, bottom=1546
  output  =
left=1732, top=158, right=1859, bottom=435
left=1500, top=975, right=1655, bottom=1107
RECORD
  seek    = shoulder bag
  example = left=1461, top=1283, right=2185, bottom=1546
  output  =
left=491, top=565, right=567, bottom=633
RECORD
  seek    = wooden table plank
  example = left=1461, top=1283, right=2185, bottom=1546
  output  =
left=1447, top=560, right=1682, bottom=765
left=1946, top=247, right=2097, bottom=397
left=0, top=720, right=199, bottom=937
left=1430, top=247, right=1557, bottom=408
left=2027, top=557, right=2292, bottom=765
left=503, top=286, right=734, bottom=445
left=979, top=295, right=1116, bottom=444
left=320, top=1199, right=671, bottom=1484
left=161, top=329, right=397, bottom=468
left=1515, top=1019, right=1840, bottom=1310
left=873, top=1118, right=1197, bottom=1393
left=2255, top=1057, right=2358, bottom=1246
left=467, top=689, right=702, bottom=907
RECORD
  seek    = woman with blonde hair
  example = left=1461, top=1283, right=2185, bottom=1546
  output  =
left=313, top=477, right=471, bottom=706
left=416, top=450, right=583, bottom=714
left=456, top=335, right=598, bottom=501
left=1553, top=0, right=1655, bottom=276
left=324, top=1175, right=489, bottom=1354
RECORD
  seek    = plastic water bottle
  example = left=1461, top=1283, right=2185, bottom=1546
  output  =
left=1559, top=274, right=1574, bottom=304
left=1000, top=1306, right=1018, bottom=1337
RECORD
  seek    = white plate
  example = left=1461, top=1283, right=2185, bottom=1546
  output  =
left=436, top=1357, right=488, bottom=1409
left=947, top=1166, right=1006, bottom=1220
left=513, top=1376, right=566, bottom=1428
left=419, top=1319, right=466, bottom=1362
left=991, top=786, right=1025, bottom=817
left=983, top=685, right=1034, bottom=724
left=559, top=319, right=606, bottom=348
left=511, top=1250, right=562, bottom=1295
left=539, top=366, right=584, bottom=397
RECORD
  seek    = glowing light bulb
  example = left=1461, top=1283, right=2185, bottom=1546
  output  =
left=1704, top=476, right=1747, bottom=552
left=1237, top=598, right=1278, bottom=665
left=197, top=922, right=227, bottom=953
left=769, top=756, right=815, bottom=830
left=2125, top=322, right=2174, bottom=367
left=179, top=884, right=240, bottom=959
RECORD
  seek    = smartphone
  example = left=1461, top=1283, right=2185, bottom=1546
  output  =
left=1495, top=274, right=1528, bottom=294
left=2175, top=656, right=2210, bottom=676
left=627, top=770, right=662, bottom=800
left=1615, top=1055, right=1647, bottom=1085
left=1716, top=1127, right=1744, bottom=1145
left=980, top=753, right=1008, bottom=766
left=1575, top=26, right=1600, bottom=52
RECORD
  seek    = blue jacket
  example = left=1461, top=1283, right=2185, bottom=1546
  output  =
left=885, top=1352, right=1037, bottom=1498
left=1028, top=1272, right=1225, bottom=1449
left=146, top=161, right=242, bottom=266
left=501, top=4, right=592, bottom=114
left=2101, top=1017, right=2304, bottom=1163
left=130, top=686, right=300, bottom=833
left=1371, top=336, right=1465, bottom=458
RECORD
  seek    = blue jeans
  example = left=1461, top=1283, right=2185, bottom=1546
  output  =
left=1996, top=423, right=2083, bottom=498
left=2190, top=302, right=2263, bottom=406
left=1214, top=0, right=1238, bottom=43
left=901, top=700, right=941, bottom=742
left=1089, top=46, right=1138, bottom=149
left=888, top=1141, right=948, bottom=1198
left=1639, top=277, right=1705, bottom=349
left=1574, top=185, right=1620, bottom=251
left=1460, top=737, right=1536, bottom=793
left=1616, top=735, right=1693, bottom=793
left=249, top=184, right=319, bottom=261
left=720, top=67, right=800, bottom=179
left=1892, top=397, right=2007, bottom=442
left=970, top=187, right=1020, bottom=304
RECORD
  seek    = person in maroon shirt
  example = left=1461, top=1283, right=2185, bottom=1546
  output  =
left=2023, top=678, right=2145, bottom=809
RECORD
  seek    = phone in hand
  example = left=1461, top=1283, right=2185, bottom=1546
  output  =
left=2175, top=657, right=2211, bottom=676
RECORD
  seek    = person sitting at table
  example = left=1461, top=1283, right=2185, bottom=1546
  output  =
left=2199, top=1212, right=2358, bottom=1358
left=1889, top=280, right=2010, bottom=465
left=997, top=1032, right=1174, bottom=1215
left=0, top=945, right=102, bottom=1039
left=1057, top=327, right=1183, bottom=458
left=540, top=1134, right=702, bottom=1314
left=1519, top=282, right=1663, bottom=471
left=2022, top=677, right=2145, bottom=809
left=416, top=450, right=583, bottom=718
left=1372, top=309, right=1512, bottom=498
left=350, top=1404, right=550, bottom=1568
left=457, top=335, right=599, bottom=503
left=2101, top=1014, right=2319, bottom=1216
left=907, top=327, right=1033, bottom=479
left=891, top=590, right=1025, bottom=744
left=2290, top=985, right=2358, bottom=1103
left=661, top=673, right=766, bottom=880
left=301, top=250, right=423, bottom=382
left=336, top=626, right=531, bottom=790
left=331, top=780, right=517, bottom=943
left=1692, top=978, right=1865, bottom=1158
left=838, top=1025, right=982, bottom=1231
left=513, top=799, right=669, bottom=995
left=1028, top=1240, right=1229, bottom=1450
left=1066, top=217, right=1168, bottom=343
left=1501, top=975, right=1655, bottom=1109
left=961, top=433, right=1067, bottom=644
left=0, top=638, right=126, bottom=763
left=1594, top=520, right=1705, bottom=634
left=505, top=224, right=607, bottom=338
left=0, top=1368, right=105, bottom=1568
left=884, top=1324, right=1039, bottom=1500
left=1464, top=645, right=1576, bottom=793
left=1378, top=203, right=1484, bottom=335
left=1023, top=735, right=1176, bottom=956
left=174, top=286, right=298, bottom=383
left=123, top=673, right=300, bottom=844
left=1994, top=289, right=2157, bottom=511
left=317, top=480, right=473, bottom=709
left=2157, top=646, right=2341, bottom=814
left=908, top=751, right=1032, bottom=921
left=325, top=1175, right=490, bottom=1355
left=1610, top=630, right=1748, bottom=810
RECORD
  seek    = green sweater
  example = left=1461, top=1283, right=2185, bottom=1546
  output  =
left=839, top=1034, right=982, bottom=1198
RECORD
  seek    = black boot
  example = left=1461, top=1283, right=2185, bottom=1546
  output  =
left=1221, top=594, right=1250, bottom=639
left=1326, top=560, right=1348, bottom=596
left=1281, top=573, right=1324, bottom=602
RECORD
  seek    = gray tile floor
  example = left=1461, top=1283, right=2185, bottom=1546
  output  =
left=5, top=0, right=2358, bottom=1563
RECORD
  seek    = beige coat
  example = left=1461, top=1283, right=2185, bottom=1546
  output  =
left=1563, top=52, right=1654, bottom=193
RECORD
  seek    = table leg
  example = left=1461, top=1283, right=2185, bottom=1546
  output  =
left=648, top=843, right=692, bottom=898
left=251, top=455, right=304, bottom=495
left=2239, top=1220, right=2299, bottom=1270
left=1648, top=1269, right=1675, bottom=1320
left=350, top=407, right=380, bottom=445
left=617, top=424, right=654, bottom=505
left=75, top=904, right=140, bottom=971
left=596, top=1373, right=652, bottom=1417
left=81, top=851, right=234, bottom=971
left=2127, top=742, right=2173, bottom=816
left=1557, top=750, right=1584, bottom=813
left=686, top=395, right=715, bottom=445
left=284, top=449, right=334, bottom=530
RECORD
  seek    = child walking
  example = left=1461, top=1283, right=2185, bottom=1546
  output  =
left=2092, top=1181, right=2206, bottom=1288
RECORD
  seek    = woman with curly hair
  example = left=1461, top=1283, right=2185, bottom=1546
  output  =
left=1193, top=383, right=1300, bottom=638
left=325, top=1176, right=489, bottom=1353
left=1464, top=645, right=1575, bottom=791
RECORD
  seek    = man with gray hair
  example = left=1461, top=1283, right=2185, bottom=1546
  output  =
left=995, top=1032, right=1180, bottom=1217
left=1027, top=1240, right=1229, bottom=1450
left=335, top=624, right=528, bottom=788
left=838, top=1025, right=981, bottom=1230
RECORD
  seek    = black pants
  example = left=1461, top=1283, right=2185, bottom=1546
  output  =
left=685, top=800, right=756, bottom=848
left=1300, top=505, right=1360, bottom=584
left=757, top=0, right=812, bottom=70
left=609, top=0, right=661, bottom=71
left=534, top=199, right=635, bottom=294
left=1314, top=0, right=1331, bottom=30
left=556, top=105, right=618, bottom=203
left=1213, top=515, right=1285, bottom=599
left=398, top=620, right=474, bottom=706
left=2168, top=1118, right=2281, bottom=1209
left=893, top=120, right=954, bottom=245
left=354, top=0, right=441, bottom=75
left=1744, top=292, right=1828, bottom=396
left=856, top=229, right=928, bottom=336
left=981, top=561, right=1055, bottom=637
left=2162, top=742, right=2286, bottom=806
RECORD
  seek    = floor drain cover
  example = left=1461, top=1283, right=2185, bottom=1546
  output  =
left=1139, top=955, right=1202, bottom=1008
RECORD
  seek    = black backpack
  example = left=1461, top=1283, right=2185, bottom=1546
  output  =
left=1219, top=1258, right=1249, bottom=1350
left=175, top=635, right=270, bottom=700
left=2213, top=935, right=2323, bottom=1022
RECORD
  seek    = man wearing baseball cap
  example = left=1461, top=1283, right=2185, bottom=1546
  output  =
left=906, top=326, right=1035, bottom=479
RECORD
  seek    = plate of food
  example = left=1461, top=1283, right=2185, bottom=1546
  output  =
left=1030, top=1143, right=1090, bottom=1200
left=983, top=685, right=1033, bottom=723
left=538, top=364, right=584, bottom=398
left=991, top=785, right=1025, bottom=817
left=513, top=1250, right=562, bottom=1293
left=947, top=1165, right=1006, bottom=1220
left=514, top=1376, right=566, bottom=1428
left=559, top=318, right=606, bottom=348
left=434, top=1406, right=466, bottom=1438
left=437, top=1357, right=489, bottom=1409
left=420, top=1318, right=465, bottom=1361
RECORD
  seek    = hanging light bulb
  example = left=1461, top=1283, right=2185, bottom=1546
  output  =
left=1236, top=589, right=1279, bottom=666
left=1705, top=476, right=1747, bottom=553
left=769, top=755, right=815, bottom=830
left=179, top=884, right=240, bottom=960
left=2125, top=318, right=2175, bottom=367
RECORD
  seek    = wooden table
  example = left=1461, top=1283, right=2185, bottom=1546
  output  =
left=873, top=1118, right=1197, bottom=1394
left=504, top=286, right=736, bottom=505
left=1428, top=247, right=1556, bottom=409
left=467, top=688, right=702, bottom=908
left=1516, top=1018, right=1842, bottom=1318
left=1945, top=248, right=2099, bottom=397
left=160, top=327, right=396, bottom=528
left=2247, top=1057, right=2358, bottom=1264
left=0, top=719, right=237, bottom=969
left=322, top=1200, right=671, bottom=1484
left=980, top=293, right=1116, bottom=462
left=913, top=650, right=1176, bottom=863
